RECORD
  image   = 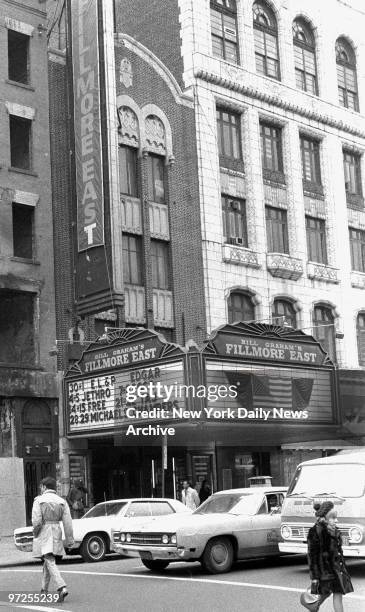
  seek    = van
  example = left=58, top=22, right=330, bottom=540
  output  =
left=279, top=449, right=365, bottom=558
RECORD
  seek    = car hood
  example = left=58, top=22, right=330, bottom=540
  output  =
left=123, top=512, right=243, bottom=535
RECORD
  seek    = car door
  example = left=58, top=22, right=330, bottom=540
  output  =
left=248, top=493, right=283, bottom=557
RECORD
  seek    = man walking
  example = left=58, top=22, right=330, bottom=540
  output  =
left=32, top=476, right=74, bottom=602
left=181, top=480, right=200, bottom=510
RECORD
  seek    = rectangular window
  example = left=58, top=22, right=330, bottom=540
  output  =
left=343, top=151, right=362, bottom=196
left=119, top=146, right=138, bottom=197
left=216, top=108, right=242, bottom=166
left=294, top=46, right=317, bottom=95
left=300, top=136, right=321, bottom=185
left=337, top=64, right=359, bottom=112
left=0, top=290, right=35, bottom=364
left=260, top=123, right=283, bottom=172
left=12, top=203, right=33, bottom=259
left=147, top=155, right=165, bottom=203
left=306, top=216, right=327, bottom=263
left=151, top=240, right=170, bottom=289
left=254, top=28, right=280, bottom=80
left=9, top=115, right=31, bottom=170
left=210, top=4, right=238, bottom=64
left=222, top=195, right=248, bottom=246
left=349, top=227, right=365, bottom=272
left=8, top=29, right=29, bottom=84
left=265, top=206, right=289, bottom=253
left=122, top=234, right=143, bottom=284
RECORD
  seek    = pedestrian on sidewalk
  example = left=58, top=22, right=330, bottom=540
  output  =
left=181, top=480, right=200, bottom=511
left=301, top=500, right=353, bottom=612
left=32, top=476, right=74, bottom=603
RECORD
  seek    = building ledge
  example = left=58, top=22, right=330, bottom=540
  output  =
left=307, top=261, right=339, bottom=284
left=351, top=271, right=365, bottom=289
left=222, top=244, right=260, bottom=268
left=266, top=253, right=303, bottom=280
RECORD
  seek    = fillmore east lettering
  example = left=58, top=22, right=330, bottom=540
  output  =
left=225, top=342, right=317, bottom=363
left=72, top=0, right=103, bottom=250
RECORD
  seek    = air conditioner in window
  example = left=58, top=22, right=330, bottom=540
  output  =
left=231, top=237, right=245, bottom=246
left=230, top=200, right=240, bottom=210
left=224, top=26, right=237, bottom=38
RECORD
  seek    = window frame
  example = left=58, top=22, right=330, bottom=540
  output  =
left=260, top=122, right=284, bottom=175
left=356, top=312, right=365, bottom=367
left=272, top=299, right=297, bottom=328
left=8, top=29, right=30, bottom=85
left=147, top=154, right=166, bottom=204
left=122, top=234, right=143, bottom=285
left=336, top=38, right=359, bottom=112
left=292, top=19, right=318, bottom=95
left=210, top=0, right=239, bottom=65
left=253, top=1, right=280, bottom=81
left=227, top=292, right=255, bottom=324
left=12, top=203, right=34, bottom=260
left=313, top=305, right=336, bottom=363
left=119, top=145, right=139, bottom=197
left=9, top=114, right=32, bottom=171
left=151, top=240, right=171, bottom=290
left=349, top=227, right=365, bottom=272
left=300, top=135, right=322, bottom=187
left=343, top=150, right=362, bottom=197
left=222, top=195, right=248, bottom=247
left=306, top=215, right=327, bottom=264
left=216, top=107, right=243, bottom=170
left=265, top=205, right=289, bottom=254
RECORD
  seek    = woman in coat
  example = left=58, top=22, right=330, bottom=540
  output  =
left=303, top=500, right=353, bottom=612
left=32, top=476, right=74, bottom=602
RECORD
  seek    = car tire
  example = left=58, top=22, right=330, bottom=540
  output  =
left=201, top=537, right=234, bottom=574
left=80, top=533, right=107, bottom=562
left=141, top=559, right=169, bottom=572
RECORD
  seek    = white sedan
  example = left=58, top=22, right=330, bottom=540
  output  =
left=14, top=497, right=189, bottom=562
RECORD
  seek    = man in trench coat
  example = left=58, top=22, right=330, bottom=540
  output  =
left=32, top=476, right=74, bottom=602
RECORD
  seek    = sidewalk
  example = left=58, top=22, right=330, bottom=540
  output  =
left=0, top=536, right=39, bottom=567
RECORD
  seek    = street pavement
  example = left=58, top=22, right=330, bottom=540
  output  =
left=1, top=552, right=365, bottom=612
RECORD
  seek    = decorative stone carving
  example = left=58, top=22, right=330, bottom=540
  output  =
left=307, top=262, right=339, bottom=284
left=119, top=58, right=133, bottom=88
left=117, top=106, right=139, bottom=147
left=351, top=271, right=365, bottom=289
left=145, top=115, right=166, bottom=154
left=266, top=253, right=303, bottom=280
left=222, top=245, right=260, bottom=268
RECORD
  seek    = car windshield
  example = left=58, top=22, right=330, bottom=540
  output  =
left=83, top=502, right=128, bottom=518
left=194, top=493, right=259, bottom=516
left=288, top=464, right=365, bottom=498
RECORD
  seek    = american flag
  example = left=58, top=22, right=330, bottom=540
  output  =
left=252, top=375, right=293, bottom=411
left=292, top=378, right=314, bottom=409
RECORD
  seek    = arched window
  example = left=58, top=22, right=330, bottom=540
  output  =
left=228, top=292, right=255, bottom=323
left=313, top=305, right=336, bottom=362
left=272, top=299, right=296, bottom=328
left=336, top=37, right=359, bottom=111
left=356, top=312, right=365, bottom=366
left=253, top=1, right=280, bottom=80
left=292, top=18, right=317, bottom=95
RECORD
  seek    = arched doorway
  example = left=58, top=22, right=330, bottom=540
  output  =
left=22, top=400, right=55, bottom=524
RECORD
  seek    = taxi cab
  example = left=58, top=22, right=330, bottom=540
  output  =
left=113, top=486, right=287, bottom=574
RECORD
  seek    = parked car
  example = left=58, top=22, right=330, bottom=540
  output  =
left=13, top=497, right=189, bottom=562
left=114, top=487, right=287, bottom=574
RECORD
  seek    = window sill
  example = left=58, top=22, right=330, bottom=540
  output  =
left=10, top=256, right=40, bottom=265
left=8, top=167, right=38, bottom=177
left=263, top=169, right=286, bottom=186
left=219, top=156, right=244, bottom=174
left=302, top=180, right=324, bottom=199
left=307, top=261, right=339, bottom=284
left=351, top=271, right=365, bottom=289
left=346, top=193, right=364, bottom=210
left=222, top=243, right=260, bottom=268
left=5, top=79, right=34, bottom=91
left=266, top=253, right=303, bottom=280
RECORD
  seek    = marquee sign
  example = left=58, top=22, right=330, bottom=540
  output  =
left=204, top=322, right=330, bottom=367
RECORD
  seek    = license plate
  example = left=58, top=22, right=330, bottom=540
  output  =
left=140, top=551, right=152, bottom=560
left=342, top=536, right=349, bottom=546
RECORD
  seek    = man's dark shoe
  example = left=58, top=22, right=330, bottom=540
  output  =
left=57, top=587, right=68, bottom=603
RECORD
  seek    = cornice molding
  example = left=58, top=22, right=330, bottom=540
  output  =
left=194, top=68, right=365, bottom=139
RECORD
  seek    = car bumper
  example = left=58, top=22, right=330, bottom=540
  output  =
left=279, top=541, right=365, bottom=557
left=112, top=543, right=195, bottom=561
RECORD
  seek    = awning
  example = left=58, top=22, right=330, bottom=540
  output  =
left=281, top=439, right=364, bottom=450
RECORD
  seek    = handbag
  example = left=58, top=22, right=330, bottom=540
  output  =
left=300, top=587, right=321, bottom=612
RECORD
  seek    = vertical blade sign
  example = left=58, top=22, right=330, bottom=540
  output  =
left=72, top=0, right=104, bottom=251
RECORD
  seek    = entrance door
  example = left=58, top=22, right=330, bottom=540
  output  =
left=191, top=454, right=213, bottom=491
left=22, top=400, right=55, bottom=524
